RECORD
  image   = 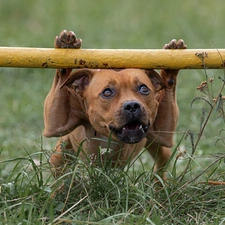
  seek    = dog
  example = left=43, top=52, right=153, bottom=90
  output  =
left=43, top=30, right=187, bottom=178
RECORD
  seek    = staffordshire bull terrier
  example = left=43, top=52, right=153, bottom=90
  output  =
left=43, top=30, right=187, bottom=178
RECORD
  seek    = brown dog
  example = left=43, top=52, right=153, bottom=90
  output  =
left=43, top=30, right=187, bottom=178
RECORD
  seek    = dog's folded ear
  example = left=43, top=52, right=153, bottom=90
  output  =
left=60, top=69, right=94, bottom=95
left=145, top=69, right=166, bottom=91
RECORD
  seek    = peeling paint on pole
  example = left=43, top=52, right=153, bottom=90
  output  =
left=0, top=47, right=225, bottom=69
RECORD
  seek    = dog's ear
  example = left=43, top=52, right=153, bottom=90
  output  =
left=145, top=69, right=166, bottom=91
left=60, top=69, right=93, bottom=95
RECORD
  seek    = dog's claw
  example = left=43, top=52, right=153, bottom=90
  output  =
left=164, top=39, right=187, bottom=50
left=54, top=30, right=82, bottom=49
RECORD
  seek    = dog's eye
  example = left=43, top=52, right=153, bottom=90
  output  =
left=139, top=85, right=150, bottom=95
left=101, top=88, right=115, bottom=98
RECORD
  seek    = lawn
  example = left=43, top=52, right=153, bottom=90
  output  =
left=1, top=0, right=225, bottom=224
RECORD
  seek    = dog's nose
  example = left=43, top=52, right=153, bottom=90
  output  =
left=123, top=101, right=141, bottom=113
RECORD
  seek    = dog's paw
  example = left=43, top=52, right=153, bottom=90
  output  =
left=54, top=30, right=82, bottom=49
left=163, top=39, right=187, bottom=50
left=160, top=40, right=187, bottom=89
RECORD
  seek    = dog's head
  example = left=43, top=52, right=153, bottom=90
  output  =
left=63, top=69, right=165, bottom=144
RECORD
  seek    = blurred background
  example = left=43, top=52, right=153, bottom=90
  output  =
left=1, top=0, right=225, bottom=169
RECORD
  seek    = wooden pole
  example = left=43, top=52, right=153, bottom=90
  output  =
left=0, top=47, right=225, bottom=69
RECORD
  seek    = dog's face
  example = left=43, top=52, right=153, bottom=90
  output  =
left=64, top=69, right=165, bottom=144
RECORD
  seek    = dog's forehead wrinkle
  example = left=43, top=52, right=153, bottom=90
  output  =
left=94, top=69, right=148, bottom=86
left=120, top=70, right=151, bottom=85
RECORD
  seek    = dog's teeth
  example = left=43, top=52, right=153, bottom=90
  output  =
left=123, top=127, right=126, bottom=131
left=139, top=124, right=143, bottom=129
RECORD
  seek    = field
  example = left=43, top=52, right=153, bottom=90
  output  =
left=1, top=0, right=225, bottom=224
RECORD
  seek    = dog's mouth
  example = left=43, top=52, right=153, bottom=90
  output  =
left=109, top=120, right=150, bottom=144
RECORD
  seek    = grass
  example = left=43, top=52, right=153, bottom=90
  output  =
left=1, top=148, right=225, bottom=224
left=1, top=0, right=225, bottom=224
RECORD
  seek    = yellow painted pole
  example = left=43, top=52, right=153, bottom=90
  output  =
left=0, top=47, right=225, bottom=69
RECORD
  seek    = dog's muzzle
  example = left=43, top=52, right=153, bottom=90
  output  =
left=109, top=101, right=150, bottom=144
left=109, top=120, right=150, bottom=144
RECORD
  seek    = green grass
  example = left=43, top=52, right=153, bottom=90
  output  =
left=1, top=148, right=225, bottom=224
left=1, top=0, right=225, bottom=224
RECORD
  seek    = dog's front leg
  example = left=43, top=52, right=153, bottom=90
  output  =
left=148, top=39, right=187, bottom=147
left=43, top=30, right=82, bottom=137
left=44, top=68, right=75, bottom=137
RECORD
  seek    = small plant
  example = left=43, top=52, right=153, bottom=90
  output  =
left=174, top=51, right=225, bottom=185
